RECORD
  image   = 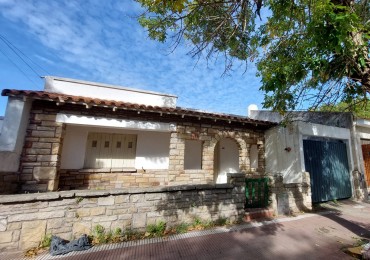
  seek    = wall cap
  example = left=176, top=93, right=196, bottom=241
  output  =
left=0, top=184, right=234, bottom=204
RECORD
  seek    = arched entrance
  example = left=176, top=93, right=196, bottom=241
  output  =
left=214, top=138, right=239, bottom=184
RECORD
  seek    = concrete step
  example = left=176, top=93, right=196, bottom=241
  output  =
left=244, top=208, right=275, bottom=222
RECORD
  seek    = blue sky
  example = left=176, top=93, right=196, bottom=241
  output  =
left=0, top=0, right=264, bottom=116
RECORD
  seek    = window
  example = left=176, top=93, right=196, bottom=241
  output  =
left=84, top=133, right=137, bottom=169
left=184, top=140, right=202, bottom=170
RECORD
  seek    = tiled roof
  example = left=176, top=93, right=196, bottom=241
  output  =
left=1, top=89, right=276, bottom=127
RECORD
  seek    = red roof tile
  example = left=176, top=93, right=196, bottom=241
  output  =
left=1, top=89, right=275, bottom=127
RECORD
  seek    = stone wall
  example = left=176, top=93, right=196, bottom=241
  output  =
left=168, top=123, right=265, bottom=184
left=0, top=172, right=18, bottom=194
left=269, top=172, right=312, bottom=215
left=59, top=169, right=213, bottom=190
left=19, top=109, right=66, bottom=193
left=0, top=174, right=245, bottom=251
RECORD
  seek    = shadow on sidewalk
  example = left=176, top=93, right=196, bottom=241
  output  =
left=322, top=213, right=370, bottom=239
left=314, top=200, right=370, bottom=240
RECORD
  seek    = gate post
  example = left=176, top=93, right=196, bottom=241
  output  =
left=227, top=173, right=246, bottom=219
left=352, top=170, right=366, bottom=200
left=269, top=172, right=312, bottom=216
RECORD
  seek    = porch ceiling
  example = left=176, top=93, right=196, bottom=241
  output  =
left=2, top=89, right=276, bottom=129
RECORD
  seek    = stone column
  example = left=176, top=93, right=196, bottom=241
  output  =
left=257, top=137, right=265, bottom=172
left=238, top=137, right=247, bottom=173
left=168, top=131, right=185, bottom=183
left=19, top=111, right=66, bottom=192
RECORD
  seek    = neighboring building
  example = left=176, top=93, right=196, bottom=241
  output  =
left=353, top=118, right=370, bottom=191
left=249, top=109, right=368, bottom=207
left=0, top=76, right=274, bottom=194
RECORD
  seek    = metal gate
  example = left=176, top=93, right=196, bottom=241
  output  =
left=245, top=177, right=269, bottom=208
left=303, top=139, right=352, bottom=203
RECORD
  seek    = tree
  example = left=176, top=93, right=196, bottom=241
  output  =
left=137, top=0, right=370, bottom=113
left=320, top=98, right=370, bottom=118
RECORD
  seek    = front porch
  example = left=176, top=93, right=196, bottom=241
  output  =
left=15, top=98, right=270, bottom=193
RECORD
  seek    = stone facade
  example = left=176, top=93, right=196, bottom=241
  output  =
left=11, top=100, right=266, bottom=193
left=57, top=121, right=265, bottom=191
left=0, top=174, right=245, bottom=251
left=19, top=108, right=66, bottom=192
left=59, top=169, right=170, bottom=190
left=168, top=123, right=265, bottom=185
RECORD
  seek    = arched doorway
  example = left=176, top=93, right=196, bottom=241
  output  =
left=214, top=138, right=239, bottom=183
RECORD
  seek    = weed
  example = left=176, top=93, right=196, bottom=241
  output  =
left=175, top=223, right=189, bottom=234
left=93, top=224, right=105, bottom=235
left=124, top=229, right=142, bottom=241
left=39, top=234, right=52, bottom=248
left=113, top=227, right=122, bottom=236
left=214, top=217, right=228, bottom=226
left=110, top=228, right=123, bottom=243
left=146, top=221, right=166, bottom=237
left=91, top=224, right=109, bottom=244
left=193, top=217, right=202, bottom=226
left=75, top=197, right=84, bottom=204
left=202, top=220, right=215, bottom=228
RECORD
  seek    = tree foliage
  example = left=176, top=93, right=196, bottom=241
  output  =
left=137, top=0, right=370, bottom=113
left=320, top=98, right=370, bottom=118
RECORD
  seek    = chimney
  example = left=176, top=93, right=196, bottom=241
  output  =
left=247, top=104, right=258, bottom=117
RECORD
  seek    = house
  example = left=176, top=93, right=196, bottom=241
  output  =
left=249, top=109, right=368, bottom=210
left=0, top=76, right=274, bottom=194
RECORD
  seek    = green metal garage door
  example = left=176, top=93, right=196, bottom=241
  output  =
left=303, top=139, right=352, bottom=203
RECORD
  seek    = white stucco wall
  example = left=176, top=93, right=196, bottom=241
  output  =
left=60, top=125, right=171, bottom=170
left=56, top=114, right=176, bottom=132
left=44, top=76, right=177, bottom=108
left=266, top=121, right=353, bottom=184
left=216, top=138, right=239, bottom=184
left=0, top=117, right=3, bottom=134
left=356, top=124, right=370, bottom=139
left=0, top=97, right=32, bottom=172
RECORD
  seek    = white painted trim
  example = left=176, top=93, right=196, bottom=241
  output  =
left=358, top=131, right=370, bottom=140
left=355, top=119, right=370, bottom=128
left=56, top=113, right=176, bottom=132
left=44, top=76, right=178, bottom=108
left=43, top=76, right=177, bottom=97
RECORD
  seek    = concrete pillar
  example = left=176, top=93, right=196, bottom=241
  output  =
left=0, top=97, right=32, bottom=172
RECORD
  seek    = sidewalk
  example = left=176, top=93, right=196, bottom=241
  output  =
left=3, top=200, right=370, bottom=260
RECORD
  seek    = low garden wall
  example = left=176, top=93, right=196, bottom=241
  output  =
left=269, top=172, right=312, bottom=215
left=0, top=174, right=245, bottom=251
